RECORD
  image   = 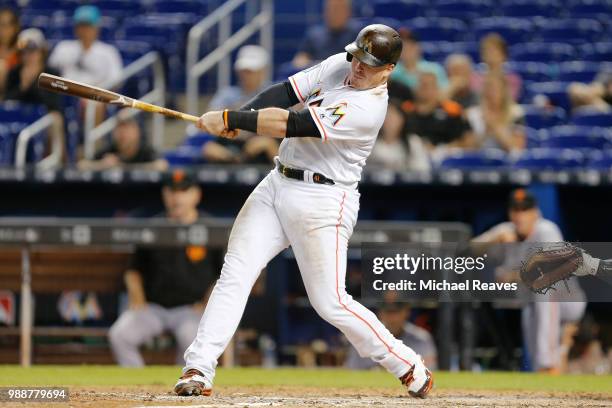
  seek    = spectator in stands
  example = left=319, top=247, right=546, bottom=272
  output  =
left=390, top=28, right=448, bottom=91
left=0, top=7, right=19, bottom=96
left=473, top=189, right=586, bottom=374
left=394, top=71, right=473, bottom=170
left=568, top=71, right=612, bottom=112
left=466, top=73, right=525, bottom=151
left=292, top=0, right=360, bottom=68
left=368, top=103, right=408, bottom=170
left=48, top=5, right=122, bottom=86
left=345, top=302, right=437, bottom=370
left=204, top=45, right=279, bottom=164
left=473, top=33, right=521, bottom=101
left=109, top=170, right=219, bottom=367
left=4, top=29, right=61, bottom=112
left=445, top=53, right=479, bottom=109
left=77, top=113, right=168, bottom=171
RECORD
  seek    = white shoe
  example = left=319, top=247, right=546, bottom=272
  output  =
left=174, top=368, right=213, bottom=396
left=400, top=360, right=434, bottom=398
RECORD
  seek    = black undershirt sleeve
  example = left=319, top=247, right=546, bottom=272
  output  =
left=286, top=108, right=321, bottom=138
left=239, top=81, right=300, bottom=111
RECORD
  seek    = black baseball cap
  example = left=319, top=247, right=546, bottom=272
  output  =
left=508, top=188, right=537, bottom=211
left=162, top=169, right=198, bottom=190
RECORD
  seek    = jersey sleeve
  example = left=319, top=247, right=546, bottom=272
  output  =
left=288, top=53, right=343, bottom=103
left=307, top=100, right=377, bottom=143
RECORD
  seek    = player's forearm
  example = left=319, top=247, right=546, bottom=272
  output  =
left=124, top=270, right=146, bottom=306
left=257, top=107, right=290, bottom=137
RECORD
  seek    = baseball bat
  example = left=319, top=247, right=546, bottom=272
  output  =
left=37, top=72, right=199, bottom=123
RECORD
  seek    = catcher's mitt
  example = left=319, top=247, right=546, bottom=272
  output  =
left=520, top=243, right=583, bottom=294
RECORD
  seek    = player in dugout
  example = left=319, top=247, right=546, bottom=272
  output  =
left=108, top=170, right=218, bottom=367
left=173, top=24, right=434, bottom=399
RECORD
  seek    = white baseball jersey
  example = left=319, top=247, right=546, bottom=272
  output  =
left=282, top=53, right=389, bottom=187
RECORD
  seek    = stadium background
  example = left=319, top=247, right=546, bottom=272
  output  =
left=0, top=0, right=610, bottom=379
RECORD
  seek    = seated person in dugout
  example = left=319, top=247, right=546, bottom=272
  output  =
left=108, top=170, right=219, bottom=366
left=473, top=189, right=586, bottom=373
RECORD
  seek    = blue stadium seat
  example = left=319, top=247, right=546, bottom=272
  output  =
left=95, top=0, right=144, bottom=19
left=510, top=42, right=576, bottom=62
left=164, top=146, right=205, bottom=166
left=20, top=14, right=51, bottom=32
left=499, top=0, right=560, bottom=17
left=114, top=40, right=154, bottom=64
left=525, top=127, right=547, bottom=148
left=404, top=17, right=467, bottom=42
left=372, top=0, right=425, bottom=20
left=543, top=125, right=612, bottom=150
left=580, top=42, right=612, bottom=62
left=439, top=149, right=509, bottom=169
left=47, top=18, right=116, bottom=41
left=275, top=61, right=302, bottom=81
left=538, top=19, right=604, bottom=44
left=433, top=0, right=492, bottom=22
left=420, top=41, right=479, bottom=64
left=568, top=1, right=612, bottom=20
left=473, top=17, right=534, bottom=45
left=0, top=102, right=46, bottom=124
left=523, top=105, right=567, bottom=129
left=506, top=62, right=553, bottom=84
left=513, top=148, right=584, bottom=170
left=150, top=0, right=205, bottom=15
left=588, top=150, right=612, bottom=170
left=558, top=61, right=604, bottom=83
left=525, top=82, right=572, bottom=111
left=0, top=125, right=14, bottom=165
left=571, top=108, right=612, bottom=127
left=182, top=134, right=214, bottom=148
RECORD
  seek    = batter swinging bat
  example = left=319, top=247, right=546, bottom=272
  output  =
left=37, top=72, right=199, bottom=123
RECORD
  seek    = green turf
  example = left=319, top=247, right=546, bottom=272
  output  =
left=0, top=366, right=611, bottom=393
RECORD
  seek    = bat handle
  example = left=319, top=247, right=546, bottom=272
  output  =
left=131, top=99, right=200, bottom=123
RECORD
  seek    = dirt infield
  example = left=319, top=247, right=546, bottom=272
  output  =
left=4, top=385, right=612, bottom=408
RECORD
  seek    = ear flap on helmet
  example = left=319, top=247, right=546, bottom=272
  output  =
left=346, top=52, right=353, bottom=62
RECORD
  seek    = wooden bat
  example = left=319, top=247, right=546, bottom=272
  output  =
left=37, top=72, right=199, bottom=123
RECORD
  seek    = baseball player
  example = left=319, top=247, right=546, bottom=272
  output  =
left=173, top=24, right=433, bottom=398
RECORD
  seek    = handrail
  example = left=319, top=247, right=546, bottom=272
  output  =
left=186, top=0, right=274, bottom=116
left=84, top=51, right=165, bottom=159
left=15, top=113, right=60, bottom=170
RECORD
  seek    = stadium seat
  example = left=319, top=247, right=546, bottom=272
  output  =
left=525, top=82, right=572, bottom=112
left=538, top=19, right=604, bottom=44
left=506, top=62, right=553, bottom=84
left=182, top=134, right=214, bottom=148
left=420, top=41, right=479, bottom=63
left=473, top=17, right=534, bottom=45
left=439, top=149, right=509, bottom=169
left=543, top=126, right=612, bottom=150
left=114, top=40, right=154, bottom=64
left=558, top=61, right=604, bottom=83
left=0, top=102, right=47, bottom=124
left=499, top=0, right=560, bottom=17
left=164, top=146, right=205, bottom=166
left=150, top=0, right=205, bottom=15
left=571, top=108, right=612, bottom=127
left=525, top=127, right=547, bottom=148
left=522, top=105, right=567, bottom=129
left=433, top=0, right=493, bottom=22
left=371, top=0, right=425, bottom=20
left=567, top=1, right=612, bottom=20
left=510, top=42, right=577, bottom=62
left=580, top=42, right=612, bottom=62
left=588, top=150, right=612, bottom=170
left=404, top=17, right=467, bottom=42
left=95, top=0, right=144, bottom=19
left=513, top=148, right=585, bottom=170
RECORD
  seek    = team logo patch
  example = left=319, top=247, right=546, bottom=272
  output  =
left=323, top=102, right=348, bottom=126
left=307, top=88, right=323, bottom=107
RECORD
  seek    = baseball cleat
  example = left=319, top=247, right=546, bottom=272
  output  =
left=400, top=362, right=434, bottom=398
left=174, top=368, right=213, bottom=396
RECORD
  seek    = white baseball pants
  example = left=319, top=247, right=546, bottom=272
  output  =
left=184, top=170, right=420, bottom=381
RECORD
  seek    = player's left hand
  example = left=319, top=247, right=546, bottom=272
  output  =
left=197, top=111, right=239, bottom=139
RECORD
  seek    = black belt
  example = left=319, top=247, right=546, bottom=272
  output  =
left=277, top=162, right=335, bottom=185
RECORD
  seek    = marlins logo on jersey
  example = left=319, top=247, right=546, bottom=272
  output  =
left=321, top=102, right=347, bottom=126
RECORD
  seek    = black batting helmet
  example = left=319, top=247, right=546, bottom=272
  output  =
left=345, top=24, right=402, bottom=67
